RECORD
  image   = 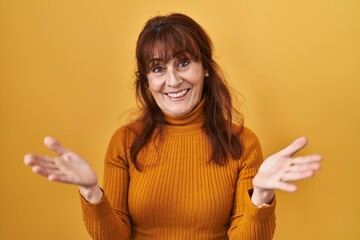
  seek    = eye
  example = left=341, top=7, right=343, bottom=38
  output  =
left=152, top=66, right=165, bottom=73
left=178, top=59, right=190, bottom=68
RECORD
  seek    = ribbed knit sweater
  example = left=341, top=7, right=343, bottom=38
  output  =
left=80, top=100, right=276, bottom=239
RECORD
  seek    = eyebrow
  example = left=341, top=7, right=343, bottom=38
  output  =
left=148, top=51, right=191, bottom=63
left=174, top=50, right=191, bottom=59
left=147, top=58, right=164, bottom=67
left=148, top=58, right=162, bottom=62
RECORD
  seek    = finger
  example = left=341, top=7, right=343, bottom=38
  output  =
left=24, top=153, right=39, bottom=165
left=44, top=136, right=69, bottom=156
left=281, top=170, right=317, bottom=182
left=32, top=165, right=59, bottom=178
left=31, top=162, right=58, bottom=172
left=289, top=162, right=322, bottom=172
left=24, top=154, right=57, bottom=169
left=281, top=136, right=308, bottom=157
left=292, top=154, right=323, bottom=164
left=273, top=181, right=298, bottom=192
left=48, top=173, right=66, bottom=182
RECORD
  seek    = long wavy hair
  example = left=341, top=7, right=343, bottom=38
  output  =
left=130, top=13, right=243, bottom=170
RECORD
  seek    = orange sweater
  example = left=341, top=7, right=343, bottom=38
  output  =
left=81, top=101, right=276, bottom=239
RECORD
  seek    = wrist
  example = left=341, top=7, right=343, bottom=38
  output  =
left=79, top=184, right=103, bottom=204
left=251, top=187, right=275, bottom=207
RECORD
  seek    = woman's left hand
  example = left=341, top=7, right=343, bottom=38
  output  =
left=251, top=137, right=323, bottom=206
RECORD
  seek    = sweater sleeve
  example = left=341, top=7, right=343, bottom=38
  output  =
left=228, top=128, right=276, bottom=240
left=80, top=127, right=131, bottom=240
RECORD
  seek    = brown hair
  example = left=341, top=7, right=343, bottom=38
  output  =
left=130, top=13, right=243, bottom=170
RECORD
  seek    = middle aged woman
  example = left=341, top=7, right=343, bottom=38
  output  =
left=24, top=13, right=323, bottom=240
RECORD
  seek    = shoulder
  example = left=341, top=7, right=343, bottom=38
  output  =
left=240, top=127, right=261, bottom=146
left=110, top=121, right=142, bottom=138
left=235, top=126, right=263, bottom=165
left=108, top=121, right=144, bottom=149
left=231, top=123, right=260, bottom=145
left=105, top=122, right=142, bottom=162
left=123, top=121, right=144, bottom=136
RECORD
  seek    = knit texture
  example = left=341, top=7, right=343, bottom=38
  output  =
left=81, top=100, right=276, bottom=239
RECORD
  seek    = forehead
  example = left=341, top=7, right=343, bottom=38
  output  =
left=142, top=38, right=200, bottom=65
left=149, top=49, right=192, bottom=63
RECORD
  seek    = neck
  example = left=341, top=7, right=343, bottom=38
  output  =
left=163, top=98, right=206, bottom=126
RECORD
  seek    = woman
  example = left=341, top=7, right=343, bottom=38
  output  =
left=24, top=13, right=322, bottom=239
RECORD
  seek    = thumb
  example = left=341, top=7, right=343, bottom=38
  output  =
left=281, top=136, right=308, bottom=157
left=44, top=136, right=69, bottom=156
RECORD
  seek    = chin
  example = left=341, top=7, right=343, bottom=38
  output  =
left=174, top=106, right=195, bottom=116
left=166, top=107, right=191, bottom=116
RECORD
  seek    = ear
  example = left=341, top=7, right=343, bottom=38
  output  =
left=204, top=68, right=209, bottom=77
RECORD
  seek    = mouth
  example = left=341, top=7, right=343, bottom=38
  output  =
left=165, top=88, right=190, bottom=100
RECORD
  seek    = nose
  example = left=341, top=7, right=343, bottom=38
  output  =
left=166, top=69, right=182, bottom=87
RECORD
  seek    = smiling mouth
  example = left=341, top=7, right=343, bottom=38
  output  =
left=165, top=89, right=190, bottom=100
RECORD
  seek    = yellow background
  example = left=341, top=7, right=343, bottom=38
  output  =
left=1, top=0, right=359, bottom=239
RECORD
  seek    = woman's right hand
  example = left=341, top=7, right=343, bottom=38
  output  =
left=24, top=136, right=103, bottom=203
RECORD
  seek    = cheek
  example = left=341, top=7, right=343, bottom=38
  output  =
left=147, top=77, right=164, bottom=93
left=184, top=68, right=204, bottom=86
left=190, top=75, right=204, bottom=89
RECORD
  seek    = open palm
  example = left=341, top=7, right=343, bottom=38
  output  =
left=253, top=137, right=323, bottom=192
left=24, top=136, right=98, bottom=188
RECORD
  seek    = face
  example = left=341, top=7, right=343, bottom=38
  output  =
left=147, top=54, right=207, bottom=117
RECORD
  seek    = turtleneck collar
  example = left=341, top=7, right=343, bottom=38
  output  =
left=163, top=98, right=206, bottom=126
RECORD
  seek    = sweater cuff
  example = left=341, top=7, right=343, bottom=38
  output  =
left=244, top=188, right=276, bottom=222
left=80, top=189, right=114, bottom=219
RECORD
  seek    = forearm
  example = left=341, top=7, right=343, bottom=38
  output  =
left=80, top=192, right=131, bottom=240
left=228, top=190, right=276, bottom=240
left=228, top=128, right=276, bottom=239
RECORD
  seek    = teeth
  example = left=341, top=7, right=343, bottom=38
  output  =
left=167, top=89, right=188, bottom=98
